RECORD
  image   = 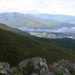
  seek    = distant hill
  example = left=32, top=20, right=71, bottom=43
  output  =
left=0, top=12, right=24, bottom=23
left=1, top=28, right=75, bottom=67
left=3, top=17, right=74, bottom=29
left=29, top=14, right=75, bottom=24
left=0, top=12, right=74, bottom=29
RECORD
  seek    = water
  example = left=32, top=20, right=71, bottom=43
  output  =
left=12, top=27, right=75, bottom=33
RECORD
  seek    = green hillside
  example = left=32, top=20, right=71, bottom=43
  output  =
left=0, top=23, right=75, bottom=51
left=3, top=16, right=74, bottom=29
left=0, top=23, right=31, bottom=37
left=1, top=28, right=75, bottom=67
left=45, top=38, right=75, bottom=50
left=33, top=37, right=75, bottom=50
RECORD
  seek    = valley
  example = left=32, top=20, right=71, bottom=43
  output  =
left=30, top=31, right=75, bottom=39
left=13, top=27, right=75, bottom=39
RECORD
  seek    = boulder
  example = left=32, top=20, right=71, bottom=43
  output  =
left=52, top=65, right=69, bottom=73
left=6, top=69, right=14, bottom=75
left=0, top=66, right=7, bottom=75
left=19, top=57, right=55, bottom=75
left=30, top=73, right=39, bottom=75
left=63, top=73, right=70, bottom=75
left=10, top=67, right=18, bottom=71
left=0, top=62, right=10, bottom=69
left=52, top=59, right=75, bottom=73
left=0, top=62, right=14, bottom=75
left=18, top=59, right=29, bottom=72
left=40, top=71, right=55, bottom=75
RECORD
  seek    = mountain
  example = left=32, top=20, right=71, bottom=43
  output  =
left=29, top=14, right=75, bottom=24
left=0, top=12, right=74, bottom=29
left=0, top=23, right=75, bottom=51
left=0, top=12, right=24, bottom=23
left=3, top=16, right=74, bottom=29
left=1, top=28, right=75, bottom=67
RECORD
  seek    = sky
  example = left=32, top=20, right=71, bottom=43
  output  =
left=0, top=0, right=75, bottom=16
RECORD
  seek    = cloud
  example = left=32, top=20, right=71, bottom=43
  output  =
left=0, top=0, right=75, bottom=16
left=0, top=0, right=44, bottom=13
left=57, top=0, right=75, bottom=2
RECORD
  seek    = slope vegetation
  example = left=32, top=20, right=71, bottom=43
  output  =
left=0, top=23, right=75, bottom=51
left=0, top=28, right=75, bottom=67
left=0, top=23, right=31, bottom=37
left=32, top=37, right=75, bottom=50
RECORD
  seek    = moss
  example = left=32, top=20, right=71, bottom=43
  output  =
left=69, top=70, right=74, bottom=73
left=13, top=70, right=23, bottom=75
left=71, top=72, right=75, bottom=75
left=48, top=66, right=53, bottom=72
left=54, top=72, right=63, bottom=75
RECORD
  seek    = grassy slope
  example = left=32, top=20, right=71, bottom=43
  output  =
left=32, top=37, right=75, bottom=50
left=3, top=16, right=74, bottom=29
left=1, top=28, right=75, bottom=67
left=0, top=23, right=31, bottom=37
left=0, top=23, right=75, bottom=51
left=46, top=38, right=75, bottom=50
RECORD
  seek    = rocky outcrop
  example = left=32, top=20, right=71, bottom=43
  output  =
left=52, top=59, right=75, bottom=74
left=10, top=67, right=18, bottom=71
left=63, top=73, right=70, bottom=75
left=18, top=58, right=29, bottom=72
left=0, top=62, right=14, bottom=75
left=1, top=58, right=75, bottom=75
left=52, top=59, right=75, bottom=71
left=19, top=57, right=55, bottom=75
left=0, top=62, right=10, bottom=69
left=52, top=63, right=69, bottom=73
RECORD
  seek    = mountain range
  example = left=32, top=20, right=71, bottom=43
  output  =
left=0, top=12, right=24, bottom=23
left=0, top=12, right=75, bottom=29
left=29, top=14, right=75, bottom=24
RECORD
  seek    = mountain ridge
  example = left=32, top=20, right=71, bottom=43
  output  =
left=0, top=12, right=75, bottom=29
left=29, top=13, right=75, bottom=24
